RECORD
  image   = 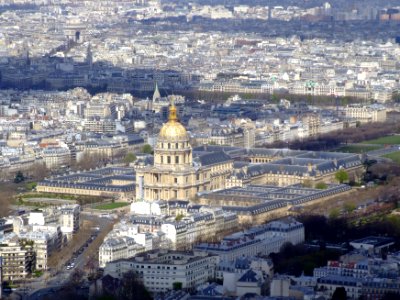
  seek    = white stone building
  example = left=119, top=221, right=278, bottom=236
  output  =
left=59, top=204, right=80, bottom=237
left=19, top=225, right=62, bottom=270
left=104, top=250, right=218, bottom=292
left=99, top=237, right=145, bottom=268
left=343, top=105, right=387, bottom=123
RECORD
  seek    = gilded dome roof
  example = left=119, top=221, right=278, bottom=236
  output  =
left=158, top=104, right=189, bottom=141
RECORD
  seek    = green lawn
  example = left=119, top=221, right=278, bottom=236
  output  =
left=22, top=193, right=78, bottom=200
left=362, top=135, right=400, bottom=145
left=94, top=202, right=130, bottom=210
left=336, top=144, right=381, bottom=153
left=383, top=151, right=400, bottom=164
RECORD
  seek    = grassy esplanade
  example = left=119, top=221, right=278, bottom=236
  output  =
left=335, top=144, right=381, bottom=153
left=94, top=202, right=129, bottom=210
left=362, top=135, right=400, bottom=145
left=383, top=152, right=400, bottom=164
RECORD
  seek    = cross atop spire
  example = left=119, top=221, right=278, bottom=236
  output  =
left=168, top=96, right=177, bottom=122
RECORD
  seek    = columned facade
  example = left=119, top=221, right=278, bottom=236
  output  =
left=136, top=103, right=208, bottom=201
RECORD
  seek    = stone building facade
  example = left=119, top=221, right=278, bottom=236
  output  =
left=135, top=103, right=232, bottom=201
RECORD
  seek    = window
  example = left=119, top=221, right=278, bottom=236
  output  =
left=175, top=156, right=179, bottom=164
left=175, top=143, right=178, bottom=149
left=174, top=178, right=178, bottom=184
left=167, top=156, right=171, bottom=164
left=161, top=156, right=163, bottom=164
left=168, top=143, right=171, bottom=149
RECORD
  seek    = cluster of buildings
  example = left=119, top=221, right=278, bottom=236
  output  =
left=98, top=201, right=239, bottom=268
left=0, top=0, right=399, bottom=100
left=1, top=1, right=400, bottom=297
left=101, top=217, right=304, bottom=295
left=0, top=205, right=80, bottom=280
left=38, top=103, right=359, bottom=225
left=134, top=103, right=363, bottom=201
left=96, top=232, right=400, bottom=299
left=0, top=88, right=147, bottom=178
left=269, top=237, right=400, bottom=299
left=0, top=83, right=385, bottom=180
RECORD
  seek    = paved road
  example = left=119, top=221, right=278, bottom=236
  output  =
left=366, top=145, right=400, bottom=157
left=7, top=213, right=115, bottom=300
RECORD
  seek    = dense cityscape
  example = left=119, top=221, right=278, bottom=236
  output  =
left=0, top=0, right=400, bottom=299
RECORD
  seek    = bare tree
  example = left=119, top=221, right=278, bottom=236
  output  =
left=72, top=152, right=108, bottom=171
left=68, top=268, right=85, bottom=287
left=0, top=183, right=16, bottom=217
left=29, top=162, right=50, bottom=181
left=116, top=271, right=152, bottom=300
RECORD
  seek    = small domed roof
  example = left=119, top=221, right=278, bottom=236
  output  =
left=158, top=104, right=189, bottom=142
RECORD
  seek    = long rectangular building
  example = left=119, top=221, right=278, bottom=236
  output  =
left=104, top=250, right=218, bottom=292
left=37, top=167, right=135, bottom=199
left=198, top=184, right=351, bottom=223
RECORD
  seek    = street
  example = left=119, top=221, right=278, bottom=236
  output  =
left=5, top=212, right=115, bottom=300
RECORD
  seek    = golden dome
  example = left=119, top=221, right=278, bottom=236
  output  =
left=158, top=104, right=189, bottom=141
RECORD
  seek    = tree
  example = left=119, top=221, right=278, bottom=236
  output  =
left=315, top=182, right=328, bottom=189
left=175, top=213, right=184, bottom=221
left=85, top=256, right=98, bottom=281
left=0, top=182, right=16, bottom=217
left=72, top=152, right=107, bottom=171
left=302, top=179, right=313, bottom=188
left=30, top=162, right=49, bottom=181
left=68, top=268, right=84, bottom=286
left=123, top=153, right=137, bottom=164
left=332, top=287, right=347, bottom=300
left=335, top=169, right=349, bottom=184
left=173, top=282, right=183, bottom=290
left=343, top=202, right=356, bottom=214
left=117, top=271, right=152, bottom=300
left=14, top=171, right=25, bottom=183
left=392, top=91, right=400, bottom=103
left=141, top=144, right=153, bottom=154
left=329, top=208, right=340, bottom=219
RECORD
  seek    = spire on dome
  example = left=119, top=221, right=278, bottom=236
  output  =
left=168, top=96, right=177, bottom=122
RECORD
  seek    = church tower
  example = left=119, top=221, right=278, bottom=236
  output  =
left=152, top=82, right=161, bottom=102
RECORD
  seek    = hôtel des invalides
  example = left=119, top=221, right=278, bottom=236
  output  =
left=135, top=101, right=364, bottom=206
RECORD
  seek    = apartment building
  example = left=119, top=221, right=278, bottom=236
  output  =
left=104, top=250, right=218, bottom=292
left=343, top=105, right=387, bottom=124
left=41, top=147, right=71, bottom=169
left=99, top=237, right=145, bottom=268
left=0, top=238, right=35, bottom=281
left=59, top=204, right=81, bottom=236
left=20, top=225, right=63, bottom=270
